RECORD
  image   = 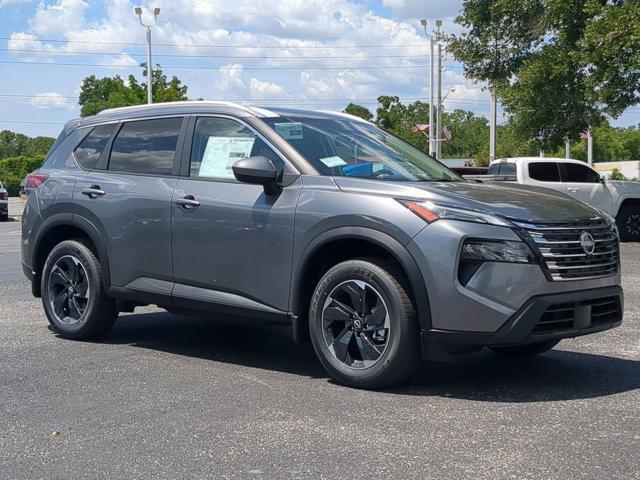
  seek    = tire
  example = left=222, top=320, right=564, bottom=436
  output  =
left=41, top=240, right=118, bottom=340
left=309, top=259, right=421, bottom=389
left=0, top=213, right=7, bottom=222
left=488, top=340, right=560, bottom=357
left=616, top=205, right=640, bottom=242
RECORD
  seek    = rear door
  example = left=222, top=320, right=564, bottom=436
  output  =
left=559, top=162, right=614, bottom=212
left=171, top=115, right=300, bottom=317
left=526, top=161, right=563, bottom=192
left=74, top=116, right=186, bottom=291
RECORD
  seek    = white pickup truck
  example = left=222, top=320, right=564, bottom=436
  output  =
left=482, top=157, right=640, bottom=241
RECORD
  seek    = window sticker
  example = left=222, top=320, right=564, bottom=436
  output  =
left=198, top=136, right=256, bottom=179
left=319, top=156, right=348, bottom=168
left=274, top=122, right=304, bottom=140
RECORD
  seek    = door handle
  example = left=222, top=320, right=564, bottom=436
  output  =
left=567, top=188, right=579, bottom=192
left=174, top=195, right=201, bottom=209
left=81, top=186, right=105, bottom=198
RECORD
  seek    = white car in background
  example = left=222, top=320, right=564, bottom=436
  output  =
left=485, top=157, right=640, bottom=241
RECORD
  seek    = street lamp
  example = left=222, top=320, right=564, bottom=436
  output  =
left=135, top=6, right=161, bottom=104
left=420, top=19, right=436, bottom=157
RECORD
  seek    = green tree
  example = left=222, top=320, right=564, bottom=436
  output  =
left=0, top=156, right=44, bottom=196
left=79, top=63, right=189, bottom=117
left=344, top=103, right=374, bottom=121
left=0, top=130, right=54, bottom=159
left=609, top=168, right=627, bottom=181
left=447, top=0, right=640, bottom=150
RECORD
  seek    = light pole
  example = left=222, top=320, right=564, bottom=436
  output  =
left=421, top=19, right=435, bottom=157
left=135, top=6, right=161, bottom=104
left=435, top=20, right=443, bottom=160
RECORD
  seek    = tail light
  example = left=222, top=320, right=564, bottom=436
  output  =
left=25, top=172, right=49, bottom=188
left=0, top=191, right=7, bottom=200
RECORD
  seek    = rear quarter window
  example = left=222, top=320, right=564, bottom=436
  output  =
left=74, top=123, right=118, bottom=170
left=43, top=129, right=86, bottom=170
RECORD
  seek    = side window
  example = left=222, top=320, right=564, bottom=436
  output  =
left=560, top=163, right=600, bottom=183
left=108, top=117, right=183, bottom=175
left=44, top=129, right=86, bottom=170
left=488, top=164, right=499, bottom=175
left=189, top=117, right=283, bottom=181
left=529, top=162, right=560, bottom=182
left=74, top=123, right=117, bottom=170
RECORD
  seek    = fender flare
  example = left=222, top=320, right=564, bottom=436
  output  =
left=292, top=226, right=432, bottom=332
left=32, top=213, right=112, bottom=295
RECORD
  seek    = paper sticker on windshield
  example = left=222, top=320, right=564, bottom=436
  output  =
left=198, top=136, right=256, bottom=179
left=319, top=156, right=348, bottom=168
left=274, top=122, right=304, bottom=140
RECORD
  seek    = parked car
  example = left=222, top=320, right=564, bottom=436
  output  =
left=21, top=103, right=623, bottom=388
left=482, top=158, right=640, bottom=241
left=0, top=180, right=8, bottom=221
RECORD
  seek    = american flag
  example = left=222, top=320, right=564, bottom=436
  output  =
left=580, top=130, right=591, bottom=139
left=411, top=123, right=429, bottom=133
left=442, top=125, right=453, bottom=140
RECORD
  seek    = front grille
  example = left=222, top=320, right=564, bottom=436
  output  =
left=517, top=220, right=619, bottom=281
left=533, top=296, right=621, bottom=334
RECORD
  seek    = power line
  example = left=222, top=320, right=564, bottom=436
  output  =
left=0, top=59, right=437, bottom=71
left=0, top=47, right=429, bottom=60
left=1, top=36, right=428, bottom=49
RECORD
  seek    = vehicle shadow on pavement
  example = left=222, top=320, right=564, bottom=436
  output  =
left=93, top=310, right=640, bottom=402
left=397, top=350, right=640, bottom=402
left=99, top=310, right=327, bottom=379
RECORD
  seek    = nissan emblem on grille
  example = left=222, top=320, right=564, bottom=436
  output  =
left=580, top=231, right=596, bottom=255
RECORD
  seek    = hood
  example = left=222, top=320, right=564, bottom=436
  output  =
left=333, top=178, right=601, bottom=224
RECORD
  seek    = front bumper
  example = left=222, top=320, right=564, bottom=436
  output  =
left=422, top=285, right=622, bottom=348
left=0, top=201, right=7, bottom=215
left=406, top=220, right=623, bottom=346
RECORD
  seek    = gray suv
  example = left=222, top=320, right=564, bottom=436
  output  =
left=21, top=102, right=623, bottom=388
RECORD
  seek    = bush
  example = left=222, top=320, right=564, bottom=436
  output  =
left=0, top=156, right=44, bottom=196
left=608, top=167, right=628, bottom=181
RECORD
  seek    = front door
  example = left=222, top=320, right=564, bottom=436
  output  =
left=171, top=116, right=300, bottom=316
left=559, top=162, right=614, bottom=214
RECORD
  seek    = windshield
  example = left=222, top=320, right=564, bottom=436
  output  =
left=263, top=116, right=461, bottom=182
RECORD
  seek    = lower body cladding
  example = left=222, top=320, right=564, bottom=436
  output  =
left=407, top=220, right=623, bottom=355
left=0, top=200, right=7, bottom=219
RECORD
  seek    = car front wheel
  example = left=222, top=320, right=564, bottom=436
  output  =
left=41, top=240, right=118, bottom=340
left=617, top=205, right=640, bottom=242
left=309, top=259, right=421, bottom=389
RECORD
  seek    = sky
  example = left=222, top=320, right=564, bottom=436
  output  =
left=0, top=0, right=638, bottom=138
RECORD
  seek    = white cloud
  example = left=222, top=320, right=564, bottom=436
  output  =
left=383, top=0, right=462, bottom=21
left=30, top=0, right=89, bottom=37
left=0, top=0, right=33, bottom=7
left=248, top=78, right=288, bottom=99
left=29, top=92, right=73, bottom=110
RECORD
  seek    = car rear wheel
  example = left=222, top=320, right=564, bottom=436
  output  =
left=616, top=205, right=640, bottom=242
left=488, top=340, right=560, bottom=357
left=41, top=240, right=118, bottom=340
left=309, top=259, right=421, bottom=389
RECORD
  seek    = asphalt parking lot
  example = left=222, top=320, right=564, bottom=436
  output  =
left=1, top=220, right=639, bottom=479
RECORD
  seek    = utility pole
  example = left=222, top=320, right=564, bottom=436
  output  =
left=435, top=20, right=443, bottom=160
left=489, top=91, right=497, bottom=163
left=587, top=129, right=593, bottom=166
left=421, top=20, right=436, bottom=157
left=565, top=137, right=571, bottom=159
left=135, top=6, right=161, bottom=104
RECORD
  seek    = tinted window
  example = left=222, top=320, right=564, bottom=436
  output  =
left=43, top=129, right=86, bottom=170
left=560, top=163, right=600, bottom=183
left=189, top=117, right=283, bottom=181
left=74, top=123, right=117, bottom=170
left=499, top=163, right=516, bottom=175
left=109, top=118, right=182, bottom=175
left=529, top=162, right=560, bottom=182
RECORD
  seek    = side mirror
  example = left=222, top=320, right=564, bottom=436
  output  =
left=600, top=175, right=606, bottom=183
left=232, top=156, right=281, bottom=195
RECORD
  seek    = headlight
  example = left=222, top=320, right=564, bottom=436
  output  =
left=400, top=200, right=512, bottom=227
left=461, top=239, right=537, bottom=264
